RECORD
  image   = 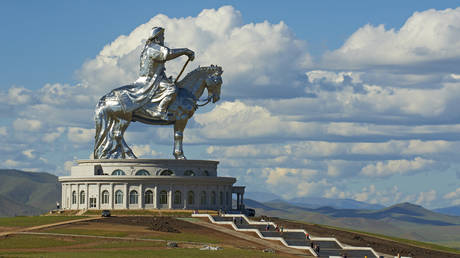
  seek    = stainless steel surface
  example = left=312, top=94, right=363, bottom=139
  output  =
left=94, top=27, right=223, bottom=160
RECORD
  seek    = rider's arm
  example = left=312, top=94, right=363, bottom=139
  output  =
left=166, top=48, right=194, bottom=61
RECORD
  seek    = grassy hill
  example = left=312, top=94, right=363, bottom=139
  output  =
left=247, top=199, right=460, bottom=249
left=0, top=169, right=60, bottom=217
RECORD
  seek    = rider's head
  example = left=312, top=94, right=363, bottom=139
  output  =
left=148, top=27, right=165, bottom=45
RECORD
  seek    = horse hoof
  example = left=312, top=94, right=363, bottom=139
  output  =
left=174, top=153, right=187, bottom=160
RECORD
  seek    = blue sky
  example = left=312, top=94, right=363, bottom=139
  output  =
left=1, top=1, right=460, bottom=208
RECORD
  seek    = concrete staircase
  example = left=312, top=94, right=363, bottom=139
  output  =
left=192, top=213, right=379, bottom=258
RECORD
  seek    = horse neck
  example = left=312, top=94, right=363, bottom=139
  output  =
left=181, top=72, right=207, bottom=100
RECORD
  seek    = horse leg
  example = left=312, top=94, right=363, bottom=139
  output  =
left=173, top=119, right=188, bottom=160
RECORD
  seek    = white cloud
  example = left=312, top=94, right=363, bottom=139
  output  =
left=0, top=126, right=7, bottom=136
left=22, top=149, right=35, bottom=159
left=78, top=6, right=311, bottom=98
left=8, top=87, right=33, bottom=105
left=67, top=127, right=93, bottom=144
left=361, top=157, right=435, bottom=177
left=415, top=190, right=437, bottom=206
left=4, top=159, right=21, bottom=167
left=131, top=144, right=160, bottom=157
left=443, top=188, right=460, bottom=200
left=64, top=160, right=74, bottom=173
left=13, top=118, right=42, bottom=132
left=323, top=7, right=460, bottom=68
left=43, top=127, right=66, bottom=143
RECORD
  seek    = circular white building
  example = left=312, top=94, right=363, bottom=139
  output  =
left=59, top=159, right=245, bottom=211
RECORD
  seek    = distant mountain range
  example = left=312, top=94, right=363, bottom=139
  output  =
left=246, top=192, right=385, bottom=210
left=0, top=169, right=60, bottom=217
left=434, top=205, right=460, bottom=216
left=245, top=198, right=460, bottom=249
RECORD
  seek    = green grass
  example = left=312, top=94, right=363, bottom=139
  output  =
left=0, top=235, right=92, bottom=249
left=0, top=247, right=277, bottom=257
left=0, top=216, right=87, bottom=228
left=90, top=240, right=164, bottom=249
left=82, top=210, right=194, bottom=217
left=287, top=219, right=460, bottom=254
left=142, top=232, right=220, bottom=244
left=42, top=228, right=130, bottom=238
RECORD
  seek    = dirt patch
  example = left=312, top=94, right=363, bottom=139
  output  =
left=89, top=216, right=193, bottom=233
left=148, top=217, right=180, bottom=233
left=270, top=217, right=460, bottom=258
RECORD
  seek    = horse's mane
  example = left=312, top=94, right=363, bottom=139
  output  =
left=177, top=65, right=223, bottom=88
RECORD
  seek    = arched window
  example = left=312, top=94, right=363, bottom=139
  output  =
left=200, top=191, right=207, bottom=205
left=101, top=190, right=109, bottom=204
left=129, top=190, right=138, bottom=204
left=159, top=170, right=174, bottom=176
left=219, top=191, right=223, bottom=205
left=112, top=169, right=125, bottom=176
left=187, top=191, right=195, bottom=205
left=211, top=191, right=216, bottom=205
left=159, top=190, right=168, bottom=205
left=174, top=191, right=182, bottom=205
left=115, top=190, right=123, bottom=204
left=144, top=190, right=153, bottom=204
left=72, top=191, right=77, bottom=204
left=135, top=169, right=150, bottom=176
left=203, top=170, right=210, bottom=176
left=184, top=170, right=195, bottom=176
left=80, top=191, right=85, bottom=204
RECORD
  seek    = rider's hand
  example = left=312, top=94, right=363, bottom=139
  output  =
left=187, top=49, right=195, bottom=61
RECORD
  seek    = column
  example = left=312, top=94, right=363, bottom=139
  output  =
left=168, top=185, right=173, bottom=209
left=60, top=184, right=65, bottom=210
left=77, top=184, right=80, bottom=210
left=237, top=193, right=240, bottom=210
left=153, top=185, right=158, bottom=209
left=97, top=183, right=101, bottom=209
left=139, top=184, right=143, bottom=209
left=241, top=193, right=244, bottom=209
left=124, top=184, right=128, bottom=209
left=110, top=183, right=114, bottom=209
left=183, top=186, right=187, bottom=210
left=85, top=183, right=89, bottom=209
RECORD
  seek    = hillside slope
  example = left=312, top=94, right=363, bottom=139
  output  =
left=0, top=169, right=60, bottom=217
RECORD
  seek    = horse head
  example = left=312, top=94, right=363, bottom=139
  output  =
left=204, top=65, right=223, bottom=103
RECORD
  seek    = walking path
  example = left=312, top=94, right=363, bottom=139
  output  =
left=0, top=217, right=101, bottom=238
left=12, top=231, right=208, bottom=246
left=185, top=218, right=310, bottom=256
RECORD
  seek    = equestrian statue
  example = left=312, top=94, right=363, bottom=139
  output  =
left=94, top=27, right=223, bottom=160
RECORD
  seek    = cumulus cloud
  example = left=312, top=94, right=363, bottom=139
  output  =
left=361, top=157, right=435, bottom=177
left=13, top=119, right=42, bottom=132
left=443, top=188, right=460, bottom=205
left=22, top=149, right=35, bottom=159
left=415, top=190, right=437, bottom=206
left=0, top=127, right=7, bottom=136
left=322, top=7, right=460, bottom=68
left=67, top=127, right=94, bottom=144
left=131, top=144, right=161, bottom=157
left=78, top=5, right=312, bottom=98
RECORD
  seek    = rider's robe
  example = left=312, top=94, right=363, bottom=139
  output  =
left=93, top=43, right=171, bottom=159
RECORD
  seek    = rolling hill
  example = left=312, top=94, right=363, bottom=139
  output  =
left=0, top=169, right=60, bottom=217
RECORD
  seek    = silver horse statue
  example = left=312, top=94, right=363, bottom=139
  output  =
left=94, top=65, right=223, bottom=160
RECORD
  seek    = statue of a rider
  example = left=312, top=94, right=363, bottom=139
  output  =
left=133, top=27, right=195, bottom=120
